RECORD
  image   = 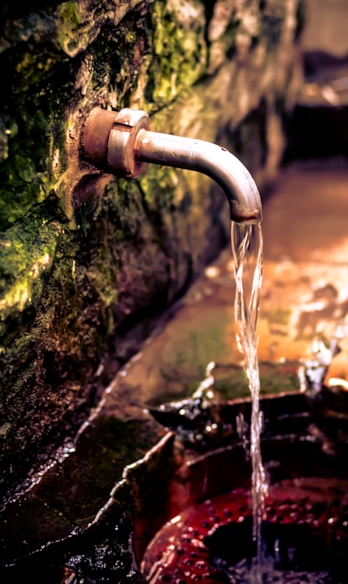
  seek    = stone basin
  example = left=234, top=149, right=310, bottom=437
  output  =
left=134, top=392, right=312, bottom=561
left=133, top=389, right=348, bottom=583
left=2, top=381, right=348, bottom=584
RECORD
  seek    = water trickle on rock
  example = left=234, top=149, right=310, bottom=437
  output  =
left=231, top=222, right=267, bottom=574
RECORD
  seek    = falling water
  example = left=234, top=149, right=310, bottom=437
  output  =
left=231, top=222, right=268, bottom=578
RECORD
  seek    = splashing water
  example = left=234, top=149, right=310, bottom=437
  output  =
left=231, top=222, right=268, bottom=576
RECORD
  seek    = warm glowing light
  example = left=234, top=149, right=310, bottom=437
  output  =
left=204, top=266, right=220, bottom=278
left=327, top=378, right=348, bottom=391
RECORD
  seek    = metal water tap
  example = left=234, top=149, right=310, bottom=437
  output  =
left=80, top=108, right=262, bottom=225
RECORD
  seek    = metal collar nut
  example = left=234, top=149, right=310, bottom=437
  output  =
left=81, top=107, right=151, bottom=179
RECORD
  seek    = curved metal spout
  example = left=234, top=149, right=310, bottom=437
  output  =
left=81, top=108, right=262, bottom=224
left=135, top=130, right=261, bottom=224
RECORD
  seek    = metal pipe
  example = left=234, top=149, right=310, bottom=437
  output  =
left=81, top=108, right=262, bottom=225
left=134, top=130, right=261, bottom=224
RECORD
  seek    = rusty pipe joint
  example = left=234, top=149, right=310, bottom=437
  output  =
left=81, top=107, right=262, bottom=225
left=81, top=107, right=151, bottom=179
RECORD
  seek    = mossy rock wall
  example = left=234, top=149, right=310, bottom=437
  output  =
left=0, top=0, right=304, bottom=497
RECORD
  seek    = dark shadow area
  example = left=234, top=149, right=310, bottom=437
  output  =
left=284, top=105, right=348, bottom=162
left=283, top=51, right=348, bottom=163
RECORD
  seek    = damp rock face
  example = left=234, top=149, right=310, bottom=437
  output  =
left=0, top=0, right=304, bottom=496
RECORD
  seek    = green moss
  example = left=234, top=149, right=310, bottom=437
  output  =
left=0, top=0, right=203, bottom=497
left=215, top=361, right=301, bottom=400
left=0, top=0, right=301, bottom=500
left=145, top=0, right=207, bottom=107
left=0, top=194, right=68, bottom=329
left=55, top=1, right=81, bottom=53
left=89, top=12, right=152, bottom=111
left=58, top=0, right=80, bottom=28
left=0, top=38, right=74, bottom=229
left=262, top=308, right=291, bottom=326
left=55, top=0, right=124, bottom=57
left=0, top=117, right=51, bottom=230
left=138, top=164, right=177, bottom=207
left=0, top=227, right=60, bottom=321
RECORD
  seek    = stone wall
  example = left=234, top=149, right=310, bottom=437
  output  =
left=0, top=0, right=304, bottom=497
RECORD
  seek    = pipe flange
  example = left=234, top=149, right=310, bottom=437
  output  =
left=80, top=108, right=118, bottom=168
left=81, top=107, right=151, bottom=178
left=107, top=108, right=151, bottom=179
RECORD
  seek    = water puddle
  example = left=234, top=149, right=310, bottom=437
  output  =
left=142, top=478, right=348, bottom=584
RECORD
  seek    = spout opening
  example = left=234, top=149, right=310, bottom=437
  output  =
left=228, top=200, right=263, bottom=225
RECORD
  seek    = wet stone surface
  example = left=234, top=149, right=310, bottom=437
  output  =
left=105, top=164, right=348, bottom=409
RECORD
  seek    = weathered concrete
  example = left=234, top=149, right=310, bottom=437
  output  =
left=0, top=0, right=304, bottom=497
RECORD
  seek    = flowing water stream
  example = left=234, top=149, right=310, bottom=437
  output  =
left=231, top=222, right=267, bottom=580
